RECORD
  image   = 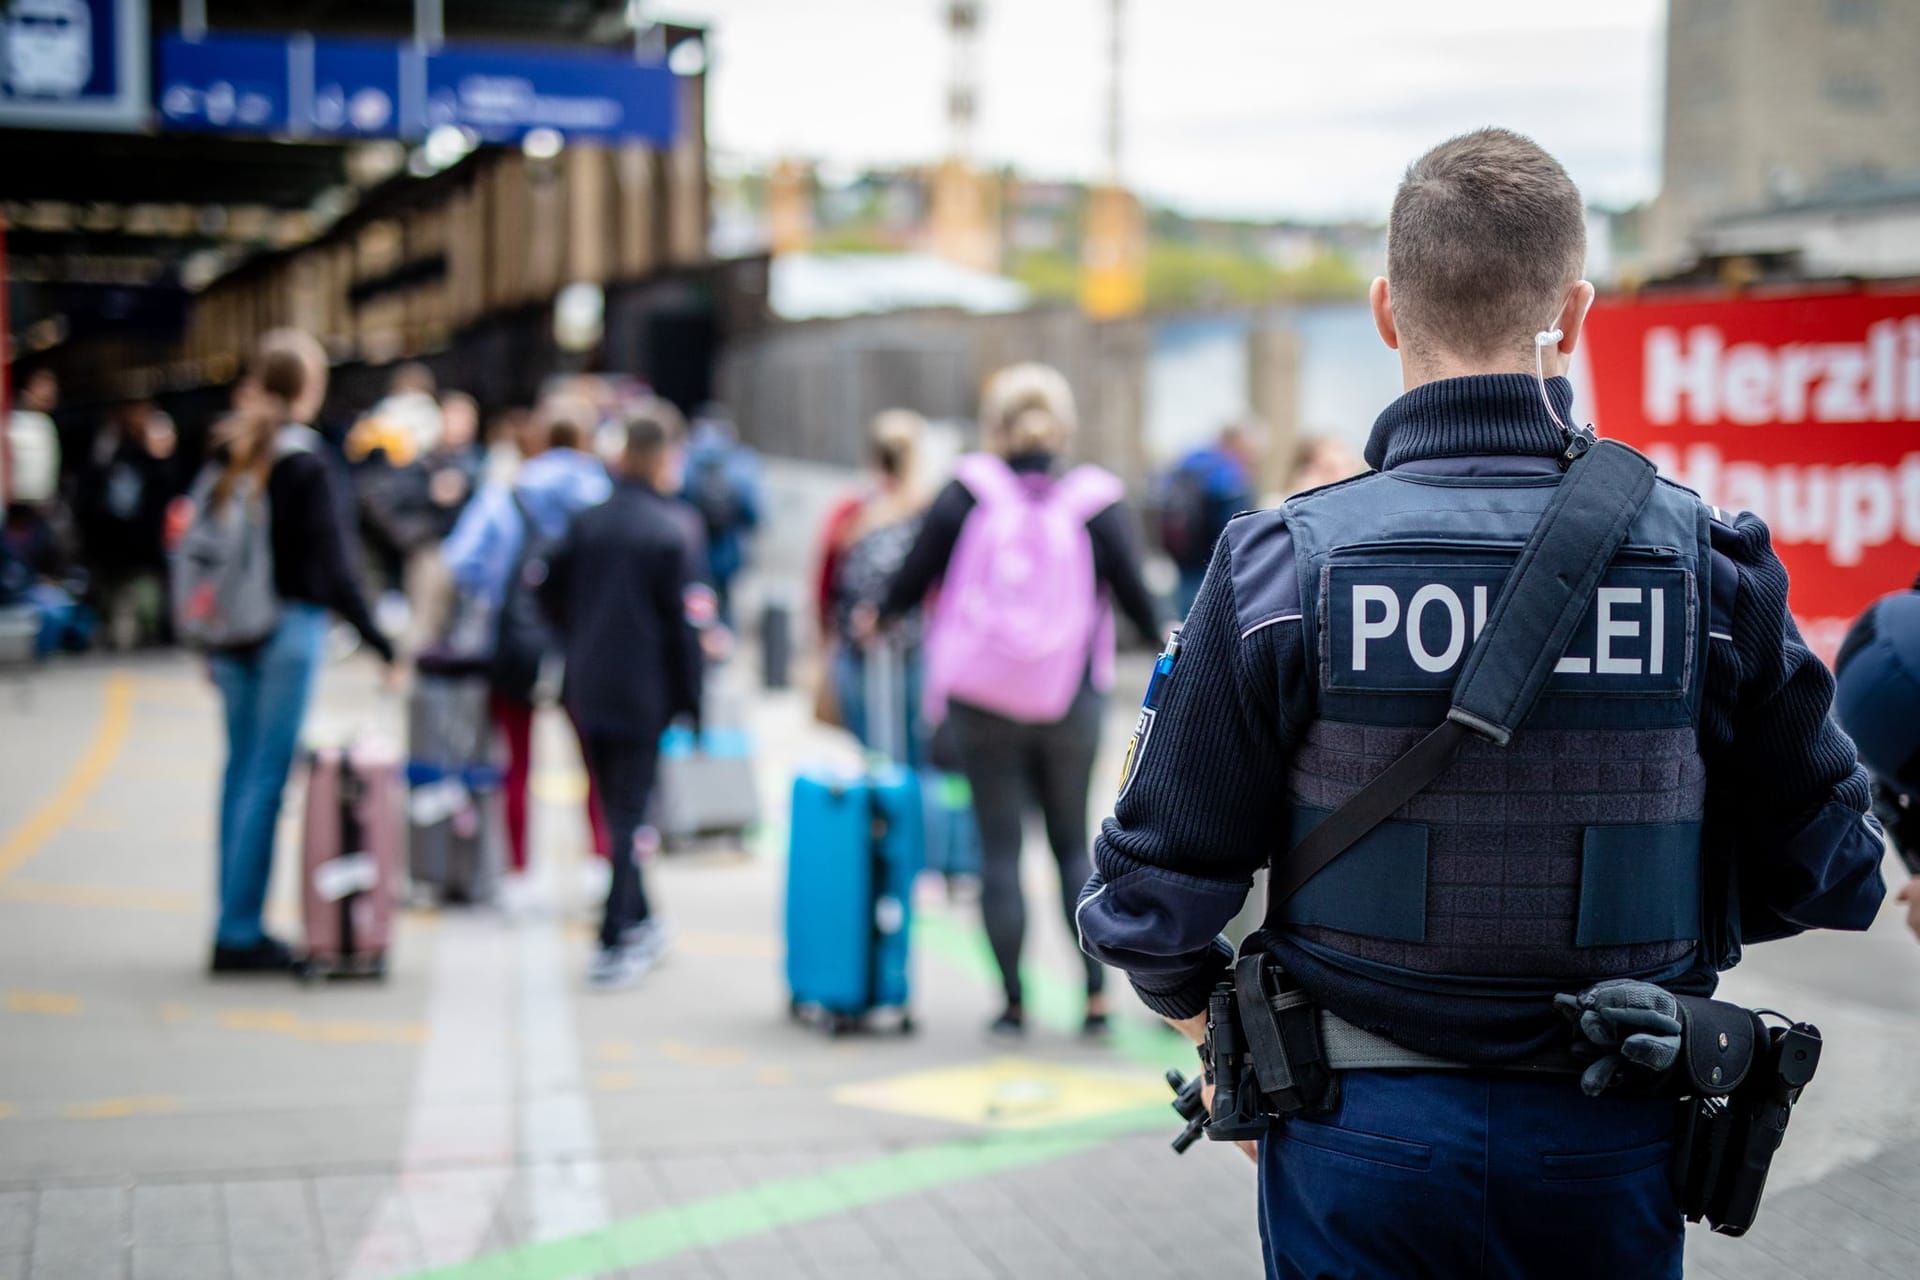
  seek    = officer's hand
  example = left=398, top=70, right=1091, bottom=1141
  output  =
left=1554, top=979, right=1683, bottom=1098
left=1197, top=1074, right=1260, bottom=1166
left=1897, top=876, right=1920, bottom=943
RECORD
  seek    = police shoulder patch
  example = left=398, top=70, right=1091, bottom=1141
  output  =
left=1116, top=705, right=1156, bottom=804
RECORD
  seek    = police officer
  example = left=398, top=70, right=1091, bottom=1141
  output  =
left=1077, top=128, right=1888, bottom=1279
left=1834, top=573, right=1920, bottom=942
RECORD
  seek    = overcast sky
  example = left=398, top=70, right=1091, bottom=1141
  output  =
left=657, top=0, right=1667, bottom=221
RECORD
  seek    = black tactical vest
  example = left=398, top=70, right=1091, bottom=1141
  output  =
left=1274, top=466, right=1712, bottom=995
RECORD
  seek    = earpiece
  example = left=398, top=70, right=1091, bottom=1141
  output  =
left=1534, top=325, right=1570, bottom=438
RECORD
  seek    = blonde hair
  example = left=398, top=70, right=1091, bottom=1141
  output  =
left=980, top=363, right=1076, bottom=458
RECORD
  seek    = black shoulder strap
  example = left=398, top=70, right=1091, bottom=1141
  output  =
left=1268, top=440, right=1659, bottom=913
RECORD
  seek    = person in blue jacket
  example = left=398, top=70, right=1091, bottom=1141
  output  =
left=1158, top=423, right=1259, bottom=619
left=1077, top=128, right=1887, bottom=1280
left=441, top=395, right=612, bottom=884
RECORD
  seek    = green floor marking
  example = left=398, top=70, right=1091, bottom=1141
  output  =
left=397, top=902, right=1190, bottom=1280
left=400, top=1106, right=1170, bottom=1280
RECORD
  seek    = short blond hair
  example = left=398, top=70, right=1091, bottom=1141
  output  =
left=980, top=363, right=1075, bottom=458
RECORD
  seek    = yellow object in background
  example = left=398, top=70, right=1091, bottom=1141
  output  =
left=1081, top=184, right=1146, bottom=320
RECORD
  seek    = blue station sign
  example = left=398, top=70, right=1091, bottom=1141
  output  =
left=153, top=31, right=678, bottom=146
left=422, top=45, right=677, bottom=145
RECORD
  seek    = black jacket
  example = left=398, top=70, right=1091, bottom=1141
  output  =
left=540, top=479, right=705, bottom=741
left=268, top=449, right=394, bottom=664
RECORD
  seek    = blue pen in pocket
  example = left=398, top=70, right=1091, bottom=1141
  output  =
left=1119, top=629, right=1181, bottom=802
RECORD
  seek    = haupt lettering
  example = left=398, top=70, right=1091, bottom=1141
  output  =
left=1350, top=583, right=1666, bottom=676
left=1644, top=443, right=1920, bottom=568
left=1644, top=317, right=1920, bottom=426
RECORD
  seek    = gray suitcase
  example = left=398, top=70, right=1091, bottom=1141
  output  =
left=655, top=679, right=761, bottom=849
left=405, top=666, right=504, bottom=903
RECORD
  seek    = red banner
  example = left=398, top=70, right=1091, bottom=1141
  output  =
left=1583, top=287, right=1920, bottom=660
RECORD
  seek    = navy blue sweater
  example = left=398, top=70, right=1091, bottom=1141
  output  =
left=1078, top=374, right=1887, bottom=1057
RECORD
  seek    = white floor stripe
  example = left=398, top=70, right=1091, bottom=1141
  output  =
left=344, top=911, right=516, bottom=1277
left=519, top=853, right=610, bottom=1241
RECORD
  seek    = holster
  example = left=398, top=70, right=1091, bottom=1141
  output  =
left=1200, top=954, right=1339, bottom=1145
left=1668, top=1005, right=1822, bottom=1237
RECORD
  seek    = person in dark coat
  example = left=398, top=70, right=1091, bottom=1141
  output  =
left=540, top=398, right=708, bottom=989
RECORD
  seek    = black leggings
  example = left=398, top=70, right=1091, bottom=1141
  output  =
left=947, top=687, right=1106, bottom=1006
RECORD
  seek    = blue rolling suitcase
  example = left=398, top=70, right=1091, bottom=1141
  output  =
left=784, top=762, right=923, bottom=1034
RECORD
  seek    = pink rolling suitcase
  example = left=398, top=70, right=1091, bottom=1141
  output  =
left=300, top=741, right=402, bottom=980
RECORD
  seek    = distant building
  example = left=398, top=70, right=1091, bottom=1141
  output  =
left=1649, top=0, right=1920, bottom=273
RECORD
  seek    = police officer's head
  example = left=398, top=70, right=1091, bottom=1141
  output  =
left=1834, top=583, right=1920, bottom=791
left=621, top=396, right=689, bottom=493
left=1372, top=128, right=1594, bottom=385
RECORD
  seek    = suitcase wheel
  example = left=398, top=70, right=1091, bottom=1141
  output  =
left=897, top=1012, right=916, bottom=1036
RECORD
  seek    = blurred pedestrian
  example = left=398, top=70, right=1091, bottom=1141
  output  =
left=681, top=406, right=760, bottom=629
left=442, top=393, right=614, bottom=889
left=394, top=389, right=484, bottom=656
left=347, top=363, right=445, bottom=603
left=539, top=399, right=706, bottom=988
left=7, top=367, right=61, bottom=510
left=866, top=363, right=1164, bottom=1038
left=193, top=330, right=397, bottom=974
left=77, top=400, right=182, bottom=649
left=1284, top=433, right=1364, bottom=496
left=816, top=410, right=933, bottom=751
left=1156, top=419, right=1260, bottom=619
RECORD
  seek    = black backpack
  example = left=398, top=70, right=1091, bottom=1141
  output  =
left=490, top=493, right=559, bottom=702
left=1157, top=464, right=1214, bottom=570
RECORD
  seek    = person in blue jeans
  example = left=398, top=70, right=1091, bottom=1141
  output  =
left=204, top=331, right=396, bottom=973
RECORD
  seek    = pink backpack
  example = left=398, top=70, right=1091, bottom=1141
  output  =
left=924, top=454, right=1126, bottom=725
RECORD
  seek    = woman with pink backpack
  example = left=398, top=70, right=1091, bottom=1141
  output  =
left=865, top=363, right=1164, bottom=1038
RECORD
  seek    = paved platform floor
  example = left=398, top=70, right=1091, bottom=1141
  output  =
left=1, top=652, right=1916, bottom=1279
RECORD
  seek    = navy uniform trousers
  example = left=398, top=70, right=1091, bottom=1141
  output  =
left=1258, top=1070, right=1682, bottom=1280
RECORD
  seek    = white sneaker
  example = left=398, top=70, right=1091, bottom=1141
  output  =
left=586, top=942, right=654, bottom=990
left=576, top=857, right=612, bottom=909
left=495, top=871, right=532, bottom=917
left=620, top=918, right=674, bottom=962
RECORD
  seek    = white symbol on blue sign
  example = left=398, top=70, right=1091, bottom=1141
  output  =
left=5, top=0, right=92, bottom=99
left=350, top=87, right=391, bottom=131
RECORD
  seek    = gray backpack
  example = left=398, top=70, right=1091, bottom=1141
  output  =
left=171, top=426, right=320, bottom=650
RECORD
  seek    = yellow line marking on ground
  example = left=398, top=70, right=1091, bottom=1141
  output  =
left=0, top=880, right=198, bottom=913
left=754, top=1066, right=791, bottom=1087
left=596, top=1040, right=637, bottom=1061
left=6, top=990, right=81, bottom=1015
left=591, top=1070, right=645, bottom=1091
left=531, top=768, right=589, bottom=804
left=217, top=1007, right=428, bottom=1044
left=0, top=1103, right=16, bottom=1120
left=159, top=1003, right=193, bottom=1025
left=62, top=1096, right=180, bottom=1120
left=0, top=671, right=136, bottom=883
left=657, top=1039, right=747, bottom=1068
